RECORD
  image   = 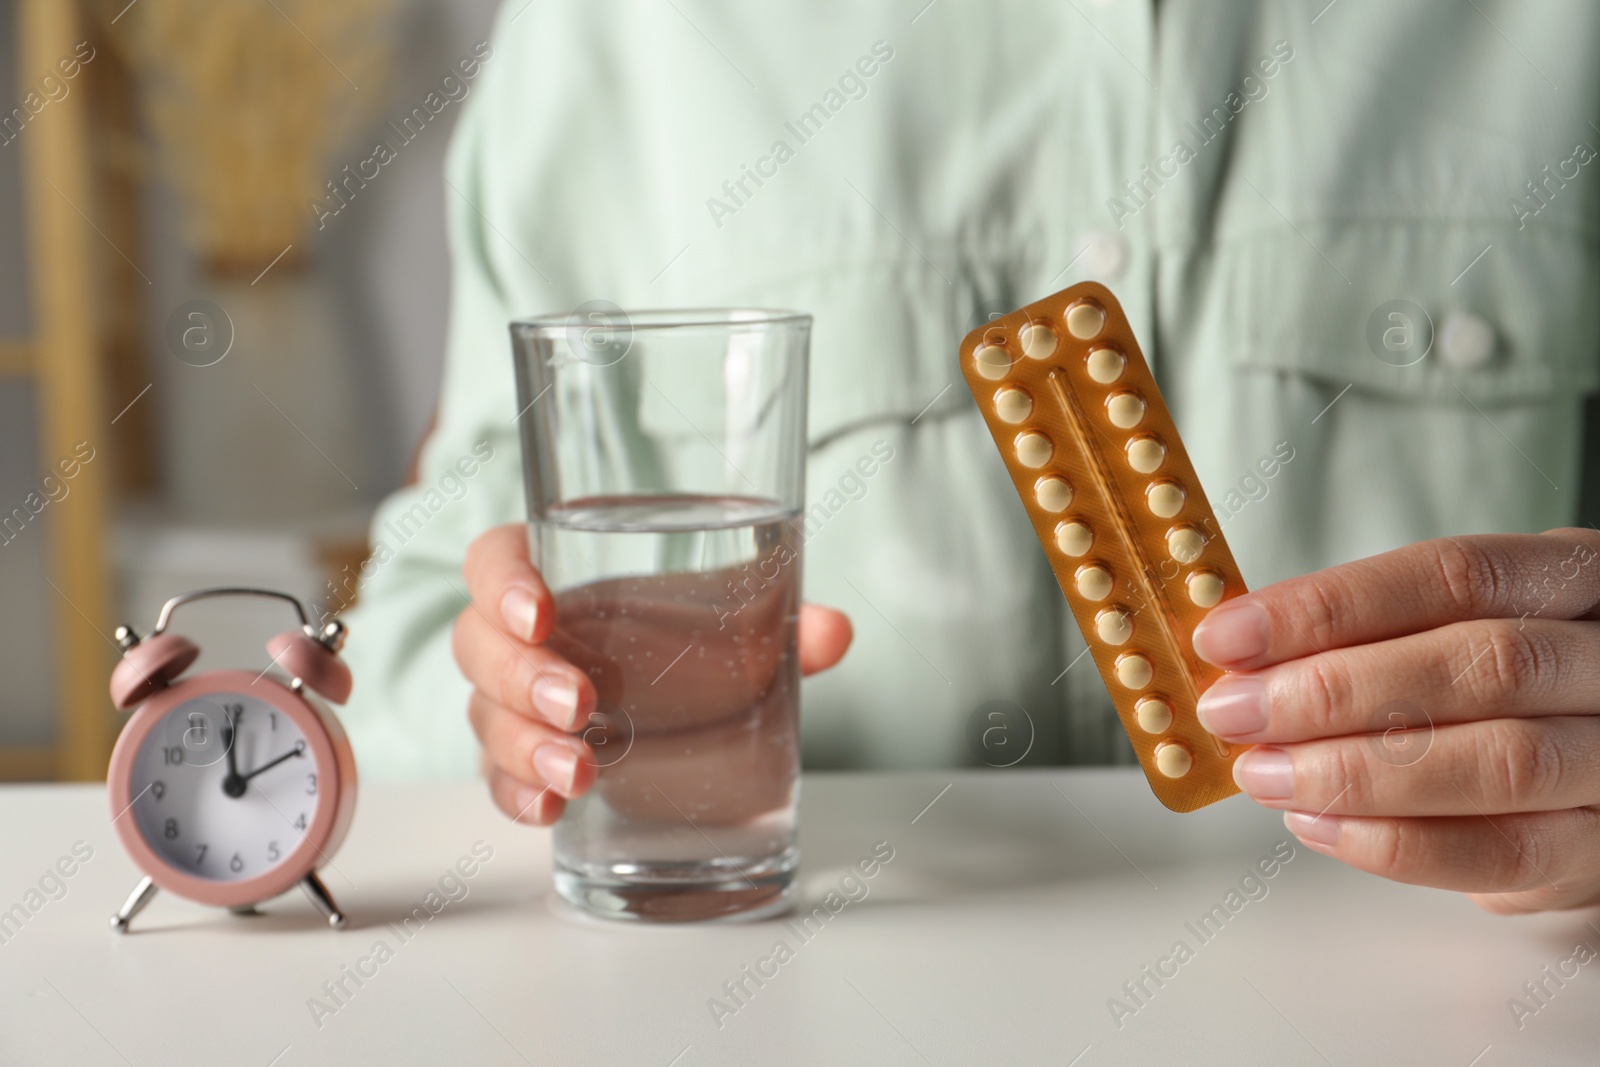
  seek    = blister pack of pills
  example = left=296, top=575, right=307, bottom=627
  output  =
left=960, top=282, right=1247, bottom=811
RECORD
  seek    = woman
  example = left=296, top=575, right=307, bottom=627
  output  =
left=342, top=0, right=1600, bottom=913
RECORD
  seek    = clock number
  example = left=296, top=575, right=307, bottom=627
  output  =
left=306, top=773, right=317, bottom=796
left=163, top=746, right=184, bottom=765
left=229, top=853, right=244, bottom=873
left=195, top=844, right=208, bottom=864
left=150, top=781, right=165, bottom=801
left=267, top=841, right=280, bottom=861
left=163, top=818, right=178, bottom=839
left=270, top=712, right=278, bottom=732
left=184, top=711, right=208, bottom=746
left=294, top=813, right=308, bottom=831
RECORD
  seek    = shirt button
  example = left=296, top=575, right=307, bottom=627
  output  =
left=1075, top=230, right=1131, bottom=283
left=1439, top=311, right=1496, bottom=369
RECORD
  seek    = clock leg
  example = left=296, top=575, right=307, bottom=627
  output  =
left=109, top=876, right=158, bottom=934
left=299, top=871, right=347, bottom=930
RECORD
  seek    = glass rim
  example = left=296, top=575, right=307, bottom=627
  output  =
left=511, top=306, right=811, bottom=334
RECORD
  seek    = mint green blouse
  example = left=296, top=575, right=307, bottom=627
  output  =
left=340, top=0, right=1600, bottom=778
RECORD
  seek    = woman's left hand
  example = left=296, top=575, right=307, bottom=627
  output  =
left=1192, top=529, right=1600, bottom=914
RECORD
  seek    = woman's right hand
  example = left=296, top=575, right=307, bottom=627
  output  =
left=453, top=522, right=855, bottom=828
left=454, top=524, right=600, bottom=826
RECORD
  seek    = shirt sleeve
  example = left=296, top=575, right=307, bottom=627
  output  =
left=334, top=66, right=529, bottom=780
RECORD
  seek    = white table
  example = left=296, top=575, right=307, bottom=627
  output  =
left=0, top=769, right=1593, bottom=1065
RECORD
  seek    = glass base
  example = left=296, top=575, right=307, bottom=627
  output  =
left=553, top=848, right=797, bottom=923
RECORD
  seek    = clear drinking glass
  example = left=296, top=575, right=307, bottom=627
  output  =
left=510, top=307, right=810, bottom=922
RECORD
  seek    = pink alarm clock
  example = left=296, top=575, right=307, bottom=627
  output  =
left=105, top=588, right=357, bottom=932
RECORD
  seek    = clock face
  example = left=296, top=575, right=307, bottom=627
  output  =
left=129, top=692, right=321, bottom=883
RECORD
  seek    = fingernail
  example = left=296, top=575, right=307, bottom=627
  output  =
left=501, top=587, right=538, bottom=641
left=1196, top=675, right=1268, bottom=737
left=513, top=785, right=546, bottom=820
left=532, top=675, right=580, bottom=729
left=533, top=744, right=579, bottom=796
left=1192, top=600, right=1270, bottom=666
left=1284, top=810, right=1341, bottom=848
left=1233, top=746, right=1294, bottom=800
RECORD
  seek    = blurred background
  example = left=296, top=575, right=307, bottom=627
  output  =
left=0, top=0, right=499, bottom=780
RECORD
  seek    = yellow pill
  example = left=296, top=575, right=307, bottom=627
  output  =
left=1075, top=564, right=1113, bottom=601
left=1065, top=301, right=1105, bottom=340
left=1015, top=432, right=1053, bottom=468
left=994, top=388, right=1032, bottom=424
left=1035, top=477, right=1073, bottom=512
left=1107, top=392, right=1146, bottom=429
left=1115, top=653, right=1153, bottom=689
left=1167, top=526, right=1206, bottom=564
left=1086, top=346, right=1126, bottom=384
left=1187, top=570, right=1225, bottom=608
left=1125, top=436, right=1165, bottom=474
left=1135, top=697, right=1173, bottom=734
left=1020, top=322, right=1058, bottom=360
left=974, top=344, right=1012, bottom=380
left=1146, top=481, right=1185, bottom=519
left=1155, top=741, right=1193, bottom=779
left=1055, top=521, right=1093, bottom=556
left=1095, top=608, right=1133, bottom=645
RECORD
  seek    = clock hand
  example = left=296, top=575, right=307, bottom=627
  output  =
left=238, top=740, right=307, bottom=784
left=221, top=708, right=247, bottom=799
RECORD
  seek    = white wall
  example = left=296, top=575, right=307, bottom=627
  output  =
left=313, top=0, right=504, bottom=479
left=0, top=0, right=503, bottom=749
